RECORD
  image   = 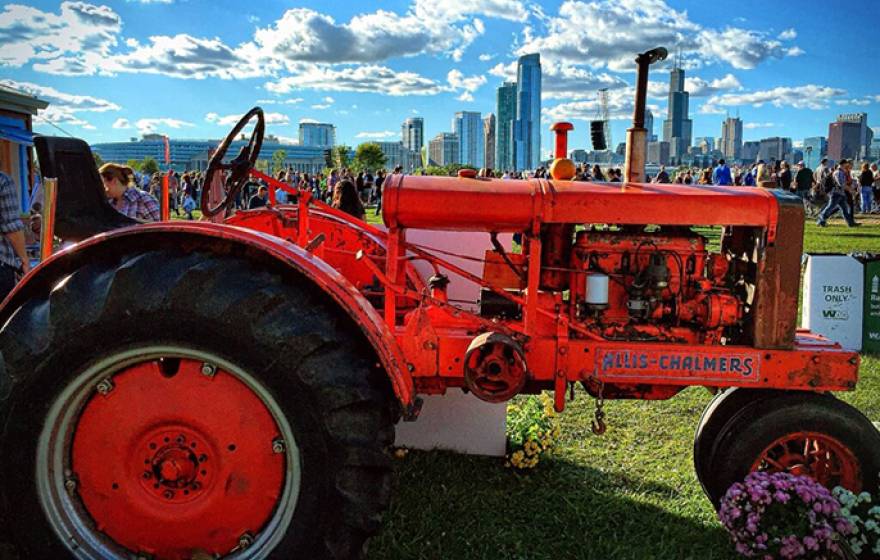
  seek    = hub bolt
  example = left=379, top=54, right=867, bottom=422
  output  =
left=238, top=532, right=254, bottom=550
left=64, top=478, right=77, bottom=493
left=201, top=363, right=217, bottom=378
left=95, top=378, right=114, bottom=395
left=272, top=439, right=285, bottom=454
left=163, top=490, right=174, bottom=500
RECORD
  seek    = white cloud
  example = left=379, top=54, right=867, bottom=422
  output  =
left=1, top=78, right=120, bottom=130
left=112, top=118, right=132, bottom=129
left=517, top=0, right=801, bottom=71
left=256, top=98, right=304, bottom=105
left=696, top=27, right=798, bottom=70
left=543, top=88, right=660, bottom=123
left=134, top=118, right=194, bottom=134
left=489, top=60, right=627, bottom=100
left=835, top=97, right=874, bottom=107
left=355, top=131, right=398, bottom=139
left=104, top=34, right=262, bottom=79
left=779, top=28, right=797, bottom=41
left=478, top=53, right=496, bottom=61
left=458, top=92, right=475, bottom=102
left=743, top=122, right=777, bottom=129
left=206, top=112, right=290, bottom=126
left=685, top=73, right=742, bottom=97
left=251, top=1, right=523, bottom=68
left=299, top=118, right=320, bottom=124
left=701, top=85, right=847, bottom=113
left=0, top=1, right=121, bottom=73
left=447, top=69, right=487, bottom=94
left=266, top=64, right=488, bottom=98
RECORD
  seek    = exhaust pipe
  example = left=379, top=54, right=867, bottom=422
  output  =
left=624, top=47, right=668, bottom=183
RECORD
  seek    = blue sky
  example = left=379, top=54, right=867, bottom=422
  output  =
left=1, top=0, right=878, bottom=155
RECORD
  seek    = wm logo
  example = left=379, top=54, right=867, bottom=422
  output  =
left=822, top=309, right=848, bottom=320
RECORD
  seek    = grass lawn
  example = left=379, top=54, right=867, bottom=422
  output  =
left=365, top=212, right=880, bottom=560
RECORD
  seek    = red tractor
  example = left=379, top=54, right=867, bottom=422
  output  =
left=0, top=49, right=877, bottom=559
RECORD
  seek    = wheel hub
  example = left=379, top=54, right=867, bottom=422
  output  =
left=70, top=358, right=288, bottom=559
left=752, top=431, right=861, bottom=491
left=138, top=428, right=211, bottom=501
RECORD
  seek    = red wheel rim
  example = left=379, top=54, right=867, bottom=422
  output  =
left=71, top=358, right=286, bottom=559
left=750, top=431, right=862, bottom=491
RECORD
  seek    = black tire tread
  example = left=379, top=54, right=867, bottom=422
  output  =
left=0, top=247, right=396, bottom=559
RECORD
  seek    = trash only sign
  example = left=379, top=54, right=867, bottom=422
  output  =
left=802, top=254, right=863, bottom=351
left=862, top=256, right=880, bottom=354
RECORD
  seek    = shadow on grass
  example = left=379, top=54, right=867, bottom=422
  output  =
left=368, top=449, right=735, bottom=560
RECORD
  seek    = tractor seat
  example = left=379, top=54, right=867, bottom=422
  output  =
left=34, top=136, right=141, bottom=241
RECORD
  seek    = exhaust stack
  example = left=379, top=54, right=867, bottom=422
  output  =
left=624, top=47, right=668, bottom=183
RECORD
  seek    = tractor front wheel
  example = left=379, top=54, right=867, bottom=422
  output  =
left=699, top=392, right=880, bottom=507
left=0, top=248, right=396, bottom=559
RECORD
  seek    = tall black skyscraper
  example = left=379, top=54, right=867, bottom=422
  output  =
left=662, top=63, right=692, bottom=160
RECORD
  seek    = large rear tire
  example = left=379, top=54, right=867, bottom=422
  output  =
left=701, top=392, right=880, bottom=507
left=0, top=247, right=396, bottom=559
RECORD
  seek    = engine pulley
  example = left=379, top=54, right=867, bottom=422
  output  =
left=463, top=332, right=528, bottom=403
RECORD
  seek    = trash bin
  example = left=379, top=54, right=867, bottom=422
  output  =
left=860, top=254, right=880, bottom=354
left=802, top=254, right=864, bottom=351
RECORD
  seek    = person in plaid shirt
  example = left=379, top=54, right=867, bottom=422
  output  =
left=99, top=163, right=160, bottom=221
left=0, top=171, right=29, bottom=299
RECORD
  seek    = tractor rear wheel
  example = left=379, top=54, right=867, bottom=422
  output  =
left=0, top=248, right=396, bottom=559
left=699, top=392, right=880, bottom=507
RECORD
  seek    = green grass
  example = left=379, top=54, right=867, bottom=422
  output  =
left=366, top=213, right=880, bottom=560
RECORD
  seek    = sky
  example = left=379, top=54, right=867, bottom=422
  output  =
left=1, top=0, right=878, bottom=156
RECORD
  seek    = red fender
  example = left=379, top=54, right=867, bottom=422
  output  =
left=1, top=222, right=414, bottom=407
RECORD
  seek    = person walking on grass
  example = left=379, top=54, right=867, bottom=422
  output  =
left=858, top=162, right=874, bottom=214
left=817, top=160, right=859, bottom=228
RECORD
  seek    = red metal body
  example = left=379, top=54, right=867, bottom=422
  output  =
left=223, top=171, right=856, bottom=411
left=9, top=166, right=858, bottom=414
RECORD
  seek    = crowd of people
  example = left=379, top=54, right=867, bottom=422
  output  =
left=94, top=156, right=880, bottom=230
left=92, top=163, right=403, bottom=223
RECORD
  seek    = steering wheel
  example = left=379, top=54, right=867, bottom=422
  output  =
left=201, top=107, right=265, bottom=217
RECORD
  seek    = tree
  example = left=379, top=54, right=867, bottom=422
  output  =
left=141, top=156, right=160, bottom=176
left=271, top=149, right=287, bottom=175
left=93, top=152, right=104, bottom=168
left=334, top=144, right=352, bottom=169
left=352, top=143, right=386, bottom=172
left=126, top=159, right=142, bottom=171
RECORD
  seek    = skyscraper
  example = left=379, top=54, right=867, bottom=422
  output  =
left=483, top=113, right=496, bottom=170
left=721, top=117, right=743, bottom=160
left=401, top=117, right=424, bottom=154
left=453, top=111, right=484, bottom=167
left=645, top=109, right=656, bottom=142
left=428, top=132, right=459, bottom=166
left=513, top=53, right=541, bottom=171
left=803, top=136, right=827, bottom=168
left=662, top=64, right=692, bottom=161
left=828, top=121, right=861, bottom=161
left=836, top=113, right=870, bottom=158
left=757, top=137, right=793, bottom=162
left=495, top=82, right=516, bottom=172
left=298, top=122, right=336, bottom=147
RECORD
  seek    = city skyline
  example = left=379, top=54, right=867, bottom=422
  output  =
left=2, top=0, right=877, bottom=156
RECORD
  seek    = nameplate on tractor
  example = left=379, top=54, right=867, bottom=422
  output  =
left=595, top=349, right=760, bottom=382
